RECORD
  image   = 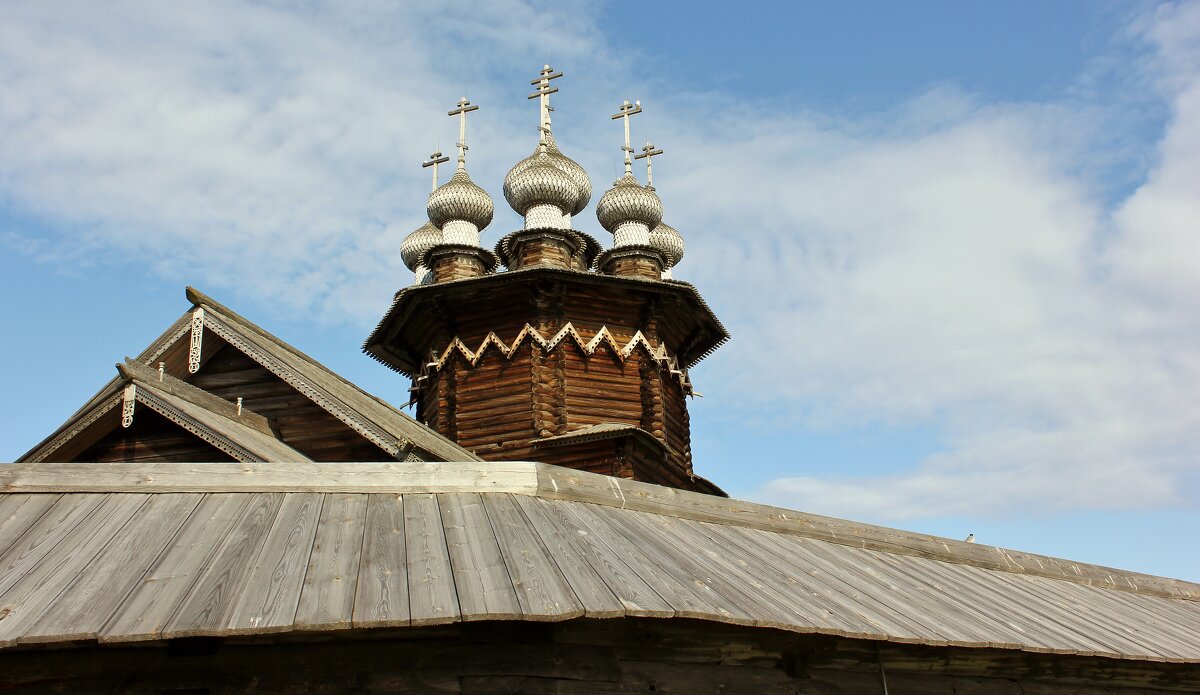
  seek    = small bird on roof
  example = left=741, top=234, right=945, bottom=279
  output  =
left=965, top=533, right=976, bottom=543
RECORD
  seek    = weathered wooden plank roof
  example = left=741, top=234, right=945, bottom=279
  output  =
left=18, top=288, right=478, bottom=464
left=0, top=462, right=1197, bottom=662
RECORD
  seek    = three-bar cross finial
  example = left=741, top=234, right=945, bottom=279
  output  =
left=447, top=97, right=480, bottom=170
left=611, top=99, right=643, bottom=175
left=528, top=64, right=563, bottom=146
left=634, top=141, right=664, bottom=189
left=421, top=150, right=450, bottom=191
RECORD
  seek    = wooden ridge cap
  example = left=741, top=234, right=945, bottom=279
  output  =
left=1, top=461, right=1197, bottom=601
left=117, top=358, right=272, bottom=435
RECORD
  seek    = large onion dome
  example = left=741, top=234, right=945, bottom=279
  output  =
left=427, top=169, right=494, bottom=231
left=400, top=221, right=441, bottom=271
left=648, top=221, right=685, bottom=268
left=503, top=155, right=580, bottom=217
left=504, top=134, right=591, bottom=216
left=596, top=172, right=663, bottom=232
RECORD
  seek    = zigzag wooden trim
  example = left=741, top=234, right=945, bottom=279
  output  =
left=425, top=323, right=692, bottom=390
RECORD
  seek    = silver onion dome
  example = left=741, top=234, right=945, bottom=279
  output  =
left=400, top=221, right=441, bottom=271
left=648, top=221, right=685, bottom=268
left=596, top=172, right=663, bottom=232
left=503, top=154, right=580, bottom=217
left=504, top=134, right=591, bottom=216
left=427, top=169, right=494, bottom=231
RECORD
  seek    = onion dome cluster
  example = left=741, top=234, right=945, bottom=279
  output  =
left=596, top=173, right=663, bottom=246
left=427, top=169, right=494, bottom=245
left=504, top=134, right=591, bottom=227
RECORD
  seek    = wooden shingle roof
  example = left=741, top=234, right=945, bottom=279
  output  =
left=1, top=462, right=1197, bottom=661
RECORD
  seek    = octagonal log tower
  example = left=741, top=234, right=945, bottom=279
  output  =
left=365, top=261, right=728, bottom=494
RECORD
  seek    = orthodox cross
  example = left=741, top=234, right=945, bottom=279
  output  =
left=634, top=141, right=664, bottom=189
left=447, top=97, right=479, bottom=170
left=421, top=150, right=450, bottom=191
left=528, top=64, right=563, bottom=144
left=611, top=99, right=643, bottom=175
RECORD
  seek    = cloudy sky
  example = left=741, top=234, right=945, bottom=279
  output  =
left=2, top=1, right=1197, bottom=579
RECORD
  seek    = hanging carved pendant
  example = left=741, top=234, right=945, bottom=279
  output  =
left=121, top=384, right=137, bottom=428
left=188, top=307, right=205, bottom=374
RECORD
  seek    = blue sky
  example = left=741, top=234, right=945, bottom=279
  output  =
left=2, top=1, right=1198, bottom=580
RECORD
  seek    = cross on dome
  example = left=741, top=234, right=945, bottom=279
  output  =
left=447, top=97, right=479, bottom=170
left=421, top=150, right=450, bottom=192
left=528, top=65, right=563, bottom=146
left=611, top=100, right=643, bottom=175
left=634, top=141, right=664, bottom=189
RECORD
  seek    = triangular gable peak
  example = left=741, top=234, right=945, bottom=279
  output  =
left=21, top=360, right=311, bottom=463
left=19, top=288, right=479, bottom=464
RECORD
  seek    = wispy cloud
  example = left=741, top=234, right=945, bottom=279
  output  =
left=2, top=1, right=1196, bottom=520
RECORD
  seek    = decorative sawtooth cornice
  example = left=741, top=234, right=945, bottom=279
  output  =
left=418, top=322, right=692, bottom=390
left=200, top=312, right=404, bottom=459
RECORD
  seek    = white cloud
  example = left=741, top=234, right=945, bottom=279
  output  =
left=2, top=1, right=1197, bottom=520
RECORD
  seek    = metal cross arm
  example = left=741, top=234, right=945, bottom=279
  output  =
left=611, top=100, right=643, bottom=174
left=634, top=142, right=664, bottom=189
left=447, top=98, right=479, bottom=169
left=422, top=150, right=451, bottom=191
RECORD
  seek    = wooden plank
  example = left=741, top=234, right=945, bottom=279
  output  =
left=161, top=493, right=285, bottom=638
left=515, top=495, right=665, bottom=618
left=18, top=494, right=203, bottom=645
left=224, top=492, right=323, bottom=634
left=404, top=493, right=460, bottom=626
left=437, top=492, right=521, bottom=621
left=100, top=493, right=254, bottom=642
left=0, top=462, right=536, bottom=494
left=0, top=495, right=149, bottom=647
left=481, top=493, right=583, bottom=621
left=353, top=494, right=410, bottom=628
left=0, top=494, right=60, bottom=557
left=0, top=494, right=105, bottom=598
left=294, top=493, right=367, bottom=631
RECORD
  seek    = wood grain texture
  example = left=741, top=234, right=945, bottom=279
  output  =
left=294, top=493, right=367, bottom=631
left=161, top=493, right=285, bottom=638
left=404, top=493, right=460, bottom=626
left=0, top=494, right=60, bottom=557
left=438, top=492, right=521, bottom=621
left=0, top=494, right=105, bottom=598
left=18, top=494, right=202, bottom=645
left=353, top=493, right=410, bottom=628
left=100, top=493, right=252, bottom=642
left=224, top=492, right=323, bottom=634
left=481, top=493, right=583, bottom=621
left=0, top=495, right=148, bottom=647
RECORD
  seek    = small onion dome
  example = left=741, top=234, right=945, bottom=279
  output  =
left=503, top=155, right=580, bottom=217
left=504, top=134, right=591, bottom=216
left=648, top=222, right=685, bottom=268
left=596, top=172, right=663, bottom=232
left=400, top=221, right=441, bottom=271
left=427, top=169, right=494, bottom=231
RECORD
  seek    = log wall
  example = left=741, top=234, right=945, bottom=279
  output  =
left=2, top=618, right=1194, bottom=694
left=189, top=345, right=388, bottom=461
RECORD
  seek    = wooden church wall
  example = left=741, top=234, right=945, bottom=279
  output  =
left=2, top=617, right=1193, bottom=694
left=188, top=345, right=387, bottom=462
left=72, top=410, right=236, bottom=463
left=452, top=344, right=538, bottom=461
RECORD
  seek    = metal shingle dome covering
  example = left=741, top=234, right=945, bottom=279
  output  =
left=400, top=221, right=441, bottom=271
left=596, top=172, right=663, bottom=232
left=649, top=221, right=685, bottom=267
left=503, top=135, right=591, bottom=216
left=503, top=153, right=581, bottom=216
left=427, top=169, right=494, bottom=231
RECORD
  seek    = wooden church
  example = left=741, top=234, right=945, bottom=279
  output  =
left=2, top=67, right=1198, bottom=693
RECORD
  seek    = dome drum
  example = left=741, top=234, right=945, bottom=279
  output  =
left=595, top=244, right=668, bottom=281
left=424, top=244, right=500, bottom=283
